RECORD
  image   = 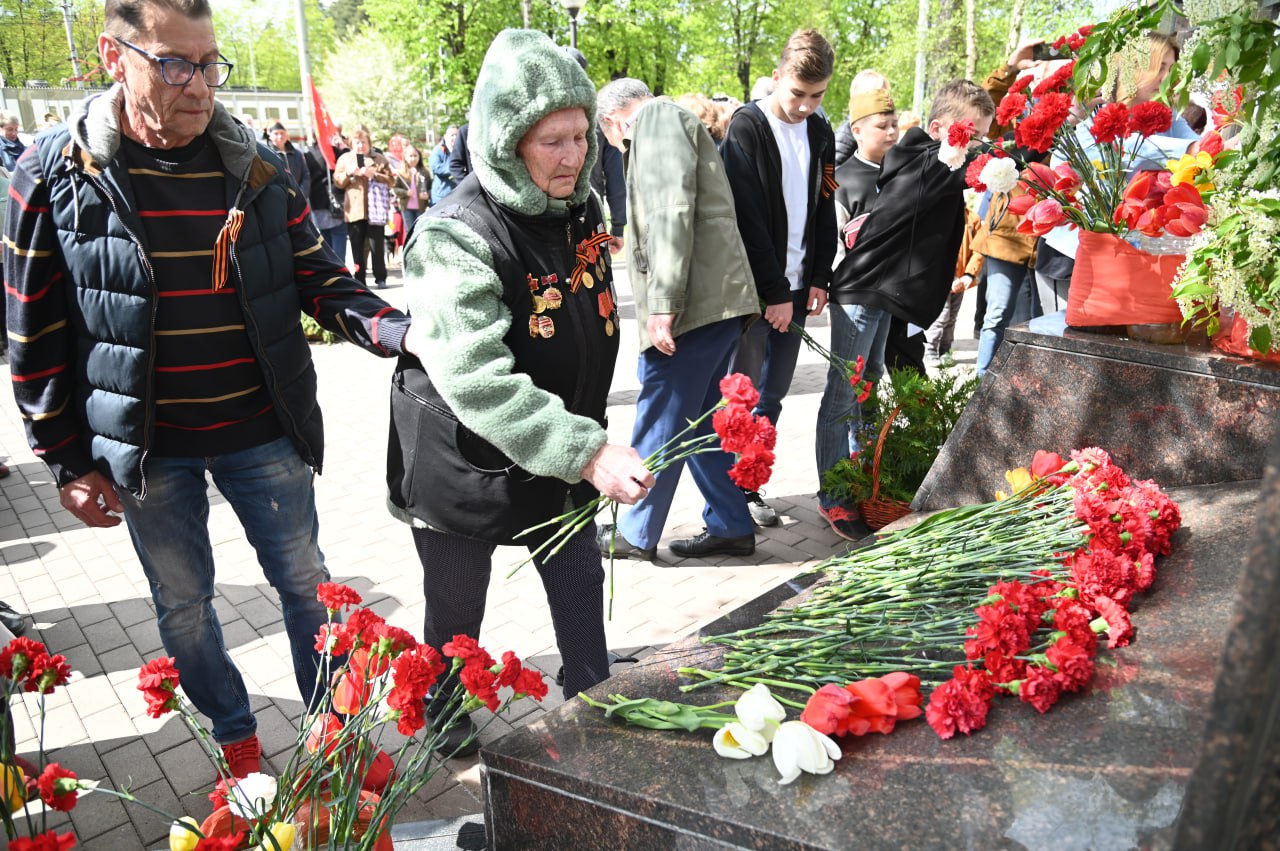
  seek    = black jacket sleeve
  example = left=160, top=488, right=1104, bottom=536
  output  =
left=720, top=112, right=792, bottom=306
left=834, top=119, right=856, bottom=168
left=600, top=142, right=627, bottom=236
left=808, top=119, right=838, bottom=290
left=448, top=124, right=471, bottom=183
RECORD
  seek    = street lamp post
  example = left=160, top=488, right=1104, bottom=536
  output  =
left=560, top=0, right=586, bottom=49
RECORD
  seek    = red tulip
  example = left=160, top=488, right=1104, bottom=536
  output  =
left=1016, top=199, right=1068, bottom=236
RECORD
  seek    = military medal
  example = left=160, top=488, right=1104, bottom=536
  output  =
left=529, top=315, right=541, bottom=337
left=582, top=271, right=595, bottom=289
left=598, top=290, right=615, bottom=336
left=542, top=287, right=563, bottom=309
left=536, top=315, right=555, bottom=338
left=531, top=294, right=548, bottom=314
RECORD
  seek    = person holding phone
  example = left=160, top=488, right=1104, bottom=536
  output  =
left=334, top=127, right=395, bottom=287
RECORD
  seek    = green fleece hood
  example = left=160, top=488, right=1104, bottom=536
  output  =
left=469, top=29, right=599, bottom=215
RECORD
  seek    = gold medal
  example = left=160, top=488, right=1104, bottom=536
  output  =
left=531, top=295, right=547, bottom=314
left=542, top=287, right=563, bottom=309
left=596, top=258, right=606, bottom=279
left=529, top=315, right=540, bottom=337
left=582, top=271, right=595, bottom=289
left=605, top=318, right=615, bottom=336
left=537, top=315, right=556, bottom=338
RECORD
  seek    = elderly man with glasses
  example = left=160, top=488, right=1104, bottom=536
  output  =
left=2, top=0, right=414, bottom=786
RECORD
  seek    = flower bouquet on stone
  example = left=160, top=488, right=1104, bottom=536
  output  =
left=141, top=582, right=548, bottom=850
left=681, top=447, right=1180, bottom=739
left=515, top=374, right=777, bottom=580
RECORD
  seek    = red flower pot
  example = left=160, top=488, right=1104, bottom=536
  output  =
left=1066, top=230, right=1185, bottom=328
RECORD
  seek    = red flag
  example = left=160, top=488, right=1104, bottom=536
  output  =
left=308, top=76, right=340, bottom=170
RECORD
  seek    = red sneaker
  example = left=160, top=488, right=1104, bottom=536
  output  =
left=221, top=734, right=262, bottom=779
left=360, top=748, right=397, bottom=794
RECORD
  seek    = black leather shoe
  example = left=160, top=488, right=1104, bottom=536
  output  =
left=427, top=696, right=480, bottom=758
left=0, top=601, right=26, bottom=636
left=596, top=524, right=657, bottom=561
left=669, top=530, right=755, bottom=558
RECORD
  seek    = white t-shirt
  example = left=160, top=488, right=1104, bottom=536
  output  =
left=763, top=106, right=810, bottom=292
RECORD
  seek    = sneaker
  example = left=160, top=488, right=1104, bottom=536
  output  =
left=742, top=490, right=779, bottom=527
left=221, top=734, right=262, bottom=779
left=939, top=352, right=956, bottom=369
left=0, top=601, right=26, bottom=636
left=375, top=280, right=387, bottom=289
left=595, top=524, right=656, bottom=561
left=818, top=504, right=862, bottom=542
left=669, top=530, right=755, bottom=558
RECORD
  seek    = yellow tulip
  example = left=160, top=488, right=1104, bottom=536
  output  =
left=1167, top=151, right=1214, bottom=187
left=2, top=762, right=26, bottom=813
left=1000, top=467, right=1033, bottom=500
left=258, top=822, right=297, bottom=851
left=169, top=816, right=201, bottom=851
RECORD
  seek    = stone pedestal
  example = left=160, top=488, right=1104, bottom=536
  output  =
left=481, top=479, right=1257, bottom=850
left=913, top=326, right=1280, bottom=512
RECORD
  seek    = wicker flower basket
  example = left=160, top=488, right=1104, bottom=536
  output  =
left=857, top=406, right=913, bottom=531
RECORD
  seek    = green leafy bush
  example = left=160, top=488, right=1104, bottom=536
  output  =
left=821, top=368, right=979, bottom=506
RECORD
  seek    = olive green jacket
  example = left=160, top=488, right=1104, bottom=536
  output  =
left=624, top=98, right=759, bottom=352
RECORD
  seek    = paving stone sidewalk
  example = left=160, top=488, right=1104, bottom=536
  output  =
left=0, top=257, right=976, bottom=848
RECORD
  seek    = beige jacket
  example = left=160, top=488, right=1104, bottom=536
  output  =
left=623, top=98, right=759, bottom=352
left=333, top=150, right=394, bottom=223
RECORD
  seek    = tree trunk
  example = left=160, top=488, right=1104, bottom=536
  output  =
left=912, top=0, right=929, bottom=114
left=965, top=0, right=977, bottom=80
left=521, top=0, right=530, bottom=28
left=1005, top=0, right=1028, bottom=57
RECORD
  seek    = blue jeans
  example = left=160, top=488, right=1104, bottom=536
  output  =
left=402, top=208, right=422, bottom=238
left=618, top=319, right=753, bottom=548
left=728, top=289, right=809, bottom=426
left=815, top=301, right=891, bottom=509
left=977, top=257, right=1034, bottom=375
left=321, top=224, right=347, bottom=269
left=118, top=437, right=330, bottom=744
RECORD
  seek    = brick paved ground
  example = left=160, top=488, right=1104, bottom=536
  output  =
left=0, top=255, right=976, bottom=847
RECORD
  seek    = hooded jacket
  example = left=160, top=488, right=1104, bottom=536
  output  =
left=3, top=85, right=410, bottom=496
left=390, top=29, right=617, bottom=540
left=829, top=126, right=970, bottom=326
left=720, top=101, right=838, bottom=306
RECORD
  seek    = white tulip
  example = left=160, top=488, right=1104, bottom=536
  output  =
left=734, top=683, right=785, bottom=733
left=227, top=771, right=278, bottom=819
left=713, top=722, right=770, bottom=759
left=771, top=721, right=842, bottom=785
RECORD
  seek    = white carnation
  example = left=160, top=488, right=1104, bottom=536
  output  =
left=227, top=772, right=278, bottom=819
left=938, top=142, right=967, bottom=171
left=980, top=157, right=1019, bottom=194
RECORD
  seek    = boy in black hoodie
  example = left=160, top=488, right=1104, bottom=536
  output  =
left=720, top=28, right=837, bottom=534
left=815, top=80, right=994, bottom=537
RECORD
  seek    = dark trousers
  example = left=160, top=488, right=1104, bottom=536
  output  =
left=885, top=316, right=927, bottom=376
left=412, top=523, right=609, bottom=699
left=347, top=219, right=387, bottom=285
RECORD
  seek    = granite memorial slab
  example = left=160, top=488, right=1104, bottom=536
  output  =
left=913, top=325, right=1280, bottom=513
left=480, top=479, right=1258, bottom=850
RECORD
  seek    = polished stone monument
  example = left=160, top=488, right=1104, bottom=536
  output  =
left=480, top=328, right=1275, bottom=850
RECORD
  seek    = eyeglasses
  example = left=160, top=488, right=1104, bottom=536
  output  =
left=115, top=38, right=234, bottom=88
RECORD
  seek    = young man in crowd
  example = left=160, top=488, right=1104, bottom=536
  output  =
left=721, top=28, right=837, bottom=529
left=818, top=80, right=995, bottom=538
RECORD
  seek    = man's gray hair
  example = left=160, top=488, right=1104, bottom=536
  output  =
left=596, top=78, right=653, bottom=119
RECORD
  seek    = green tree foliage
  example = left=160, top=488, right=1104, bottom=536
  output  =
left=0, top=0, right=108, bottom=86
left=316, top=29, right=424, bottom=141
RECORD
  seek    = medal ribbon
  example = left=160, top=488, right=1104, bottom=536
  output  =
left=569, top=232, right=613, bottom=292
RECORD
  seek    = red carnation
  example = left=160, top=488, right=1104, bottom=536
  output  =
left=1128, top=101, right=1173, bottom=137
left=459, top=662, right=501, bottom=712
left=1009, top=74, right=1034, bottom=94
left=373, top=623, right=418, bottom=657
left=512, top=665, right=549, bottom=700
left=855, top=380, right=873, bottom=404
left=443, top=634, right=496, bottom=669
left=713, top=405, right=759, bottom=455
left=984, top=650, right=1028, bottom=684
left=343, top=608, right=384, bottom=649
left=728, top=444, right=774, bottom=492
left=37, top=764, right=79, bottom=812
left=317, top=582, right=362, bottom=612
left=1092, top=595, right=1135, bottom=648
left=1015, top=92, right=1073, bottom=152
left=801, top=683, right=855, bottom=735
left=925, top=665, right=994, bottom=739
left=753, top=415, right=778, bottom=451
left=315, top=622, right=353, bottom=657
left=1016, top=666, right=1062, bottom=713
left=947, top=119, right=975, bottom=148
left=137, top=657, right=182, bottom=718
left=1047, top=597, right=1099, bottom=654
left=996, top=93, right=1028, bottom=128
left=1090, top=102, right=1131, bottom=145
left=719, top=373, right=760, bottom=409
left=390, top=645, right=445, bottom=703
left=7, top=831, right=77, bottom=851
left=26, top=653, right=72, bottom=695
left=1046, top=638, right=1094, bottom=692
left=1032, top=60, right=1076, bottom=96
left=1, top=636, right=48, bottom=682
left=965, top=153, right=992, bottom=192
left=1067, top=32, right=1086, bottom=50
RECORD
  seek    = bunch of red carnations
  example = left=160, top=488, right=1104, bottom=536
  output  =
left=926, top=447, right=1181, bottom=738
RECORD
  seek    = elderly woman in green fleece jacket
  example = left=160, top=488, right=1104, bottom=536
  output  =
left=388, top=29, right=653, bottom=754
